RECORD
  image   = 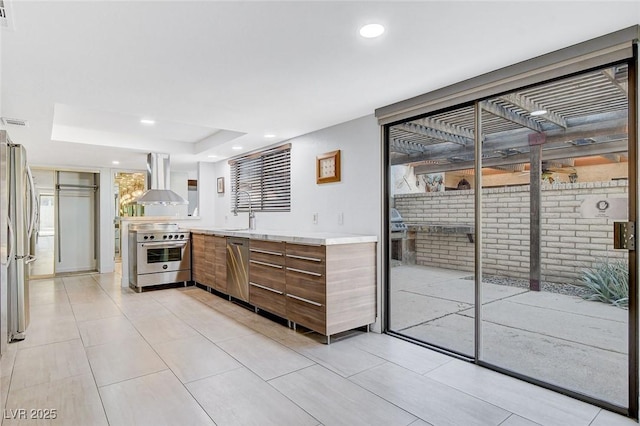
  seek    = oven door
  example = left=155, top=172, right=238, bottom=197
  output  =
left=137, top=239, right=191, bottom=274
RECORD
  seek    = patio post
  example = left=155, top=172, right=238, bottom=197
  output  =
left=529, top=133, right=545, bottom=291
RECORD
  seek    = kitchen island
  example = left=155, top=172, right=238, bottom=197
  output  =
left=189, top=228, right=377, bottom=343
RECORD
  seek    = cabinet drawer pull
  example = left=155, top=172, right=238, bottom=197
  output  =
left=250, top=282, right=284, bottom=295
left=286, top=293, right=322, bottom=307
left=250, top=260, right=283, bottom=269
left=250, top=248, right=283, bottom=256
left=286, top=254, right=323, bottom=262
left=286, top=267, right=322, bottom=277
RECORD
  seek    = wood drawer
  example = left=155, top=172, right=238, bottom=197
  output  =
left=250, top=261, right=285, bottom=292
left=285, top=243, right=325, bottom=261
left=251, top=240, right=285, bottom=254
left=285, top=272, right=325, bottom=305
left=250, top=283, right=286, bottom=317
left=250, top=250, right=285, bottom=266
left=285, top=256, right=325, bottom=277
left=286, top=293, right=326, bottom=335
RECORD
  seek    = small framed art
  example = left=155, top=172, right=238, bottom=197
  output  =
left=316, top=149, right=341, bottom=184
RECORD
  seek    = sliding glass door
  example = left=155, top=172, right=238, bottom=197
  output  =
left=388, top=105, right=476, bottom=357
left=386, top=62, right=634, bottom=413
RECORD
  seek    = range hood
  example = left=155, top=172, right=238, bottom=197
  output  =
left=136, top=153, right=188, bottom=205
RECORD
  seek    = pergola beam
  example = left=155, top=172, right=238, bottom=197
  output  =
left=480, top=100, right=543, bottom=132
left=500, top=93, right=568, bottom=129
left=398, top=122, right=470, bottom=146
left=412, top=139, right=628, bottom=174
left=416, top=116, right=475, bottom=140
left=390, top=118, right=627, bottom=164
left=602, top=67, right=628, bottom=96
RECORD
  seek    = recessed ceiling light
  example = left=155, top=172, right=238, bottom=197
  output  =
left=207, top=155, right=218, bottom=158
left=112, top=161, right=120, bottom=165
left=140, top=119, right=155, bottom=125
left=232, top=146, right=243, bottom=150
left=530, top=109, right=547, bottom=116
left=264, top=134, right=276, bottom=138
left=360, top=23, right=385, bottom=38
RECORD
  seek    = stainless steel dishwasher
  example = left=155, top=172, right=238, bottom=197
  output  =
left=226, top=237, right=249, bottom=302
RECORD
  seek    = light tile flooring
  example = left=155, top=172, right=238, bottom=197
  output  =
left=0, top=270, right=637, bottom=425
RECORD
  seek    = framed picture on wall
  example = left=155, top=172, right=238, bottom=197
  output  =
left=316, top=149, right=341, bottom=184
left=217, top=177, right=225, bottom=193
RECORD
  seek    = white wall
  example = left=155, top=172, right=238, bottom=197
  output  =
left=99, top=168, right=114, bottom=273
left=209, top=114, right=384, bottom=330
left=197, top=162, right=217, bottom=227
left=213, top=115, right=381, bottom=233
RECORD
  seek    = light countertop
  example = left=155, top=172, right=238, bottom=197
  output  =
left=187, top=227, right=378, bottom=245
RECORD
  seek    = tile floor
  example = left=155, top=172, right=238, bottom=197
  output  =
left=0, top=270, right=637, bottom=425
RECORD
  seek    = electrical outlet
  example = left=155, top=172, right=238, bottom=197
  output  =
left=313, top=213, right=318, bottom=224
left=338, top=212, right=344, bottom=225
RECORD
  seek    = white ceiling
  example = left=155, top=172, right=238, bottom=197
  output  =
left=1, top=1, right=639, bottom=172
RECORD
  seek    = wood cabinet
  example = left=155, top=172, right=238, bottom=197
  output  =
left=285, top=243, right=326, bottom=332
left=203, top=235, right=216, bottom=287
left=191, top=233, right=227, bottom=292
left=213, top=235, right=227, bottom=293
left=195, top=231, right=376, bottom=341
left=249, top=240, right=286, bottom=317
left=285, top=242, right=376, bottom=337
left=191, top=233, right=206, bottom=285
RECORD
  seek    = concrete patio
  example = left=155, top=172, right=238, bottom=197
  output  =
left=390, top=264, right=628, bottom=407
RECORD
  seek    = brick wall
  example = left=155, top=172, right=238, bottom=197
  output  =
left=394, top=180, right=628, bottom=284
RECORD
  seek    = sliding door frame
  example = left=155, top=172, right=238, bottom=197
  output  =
left=380, top=26, right=640, bottom=419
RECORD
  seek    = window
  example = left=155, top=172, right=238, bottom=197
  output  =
left=229, top=144, right=291, bottom=212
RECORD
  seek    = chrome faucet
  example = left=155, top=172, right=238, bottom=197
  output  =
left=233, top=190, right=256, bottom=230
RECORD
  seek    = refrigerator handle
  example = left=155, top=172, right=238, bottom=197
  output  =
left=4, top=214, right=15, bottom=265
left=26, top=166, right=37, bottom=239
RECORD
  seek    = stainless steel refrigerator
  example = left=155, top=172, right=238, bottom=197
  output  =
left=1, top=130, right=36, bottom=353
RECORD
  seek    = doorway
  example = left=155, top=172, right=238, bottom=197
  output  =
left=29, top=169, right=57, bottom=277
left=30, top=194, right=55, bottom=277
left=385, top=62, right=634, bottom=414
left=55, top=171, right=99, bottom=274
left=113, top=171, right=145, bottom=261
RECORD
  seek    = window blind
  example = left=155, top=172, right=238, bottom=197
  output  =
left=229, top=144, right=291, bottom=212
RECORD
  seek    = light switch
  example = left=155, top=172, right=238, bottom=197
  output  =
left=313, top=213, right=318, bottom=224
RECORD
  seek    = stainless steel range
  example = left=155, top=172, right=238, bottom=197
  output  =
left=128, top=223, right=191, bottom=292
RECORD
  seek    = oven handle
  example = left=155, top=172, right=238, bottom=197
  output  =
left=140, top=241, right=188, bottom=248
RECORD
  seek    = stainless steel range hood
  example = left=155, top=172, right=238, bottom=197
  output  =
left=136, top=153, right=188, bottom=205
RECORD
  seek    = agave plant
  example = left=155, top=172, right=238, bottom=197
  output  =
left=581, top=260, right=629, bottom=308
